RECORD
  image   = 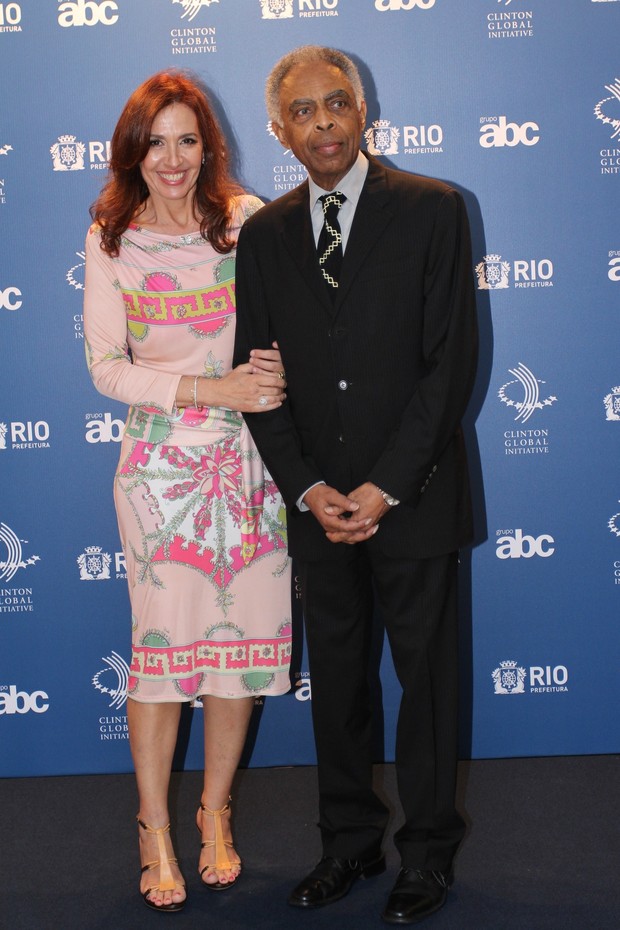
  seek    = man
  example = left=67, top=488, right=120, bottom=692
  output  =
left=234, top=45, right=478, bottom=925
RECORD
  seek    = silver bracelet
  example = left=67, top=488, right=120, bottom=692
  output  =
left=192, top=375, right=204, bottom=411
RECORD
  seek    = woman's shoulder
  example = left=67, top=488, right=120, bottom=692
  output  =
left=84, top=222, right=106, bottom=256
left=229, top=193, right=264, bottom=228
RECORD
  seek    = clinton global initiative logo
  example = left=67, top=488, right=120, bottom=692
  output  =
left=67, top=249, right=85, bottom=339
left=0, top=147, right=12, bottom=205
left=266, top=123, right=307, bottom=194
left=169, top=1, right=217, bottom=53
left=595, top=79, right=620, bottom=140
left=0, top=523, right=40, bottom=583
left=595, top=79, right=620, bottom=174
left=0, top=423, right=5, bottom=449
left=50, top=135, right=86, bottom=171
left=492, top=660, right=526, bottom=694
left=172, top=0, right=218, bottom=21
left=487, top=0, right=533, bottom=39
left=609, top=503, right=620, bottom=537
left=267, top=122, right=291, bottom=156
left=92, top=651, right=129, bottom=709
left=94, top=650, right=129, bottom=741
left=499, top=363, right=557, bottom=424
left=493, top=660, right=569, bottom=695
left=77, top=546, right=111, bottom=580
left=66, top=250, right=85, bottom=290
left=604, top=387, right=620, bottom=421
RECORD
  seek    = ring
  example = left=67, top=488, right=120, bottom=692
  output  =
left=278, top=370, right=285, bottom=380
left=258, top=396, right=268, bottom=406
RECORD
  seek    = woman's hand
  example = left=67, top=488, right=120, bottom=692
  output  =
left=176, top=342, right=286, bottom=413
left=214, top=363, right=285, bottom=413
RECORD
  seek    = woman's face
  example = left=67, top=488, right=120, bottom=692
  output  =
left=140, top=102, right=203, bottom=207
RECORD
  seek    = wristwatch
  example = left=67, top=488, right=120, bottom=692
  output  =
left=376, top=486, right=400, bottom=507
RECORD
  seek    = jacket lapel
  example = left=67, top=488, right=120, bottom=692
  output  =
left=335, top=157, right=393, bottom=309
left=278, top=181, right=334, bottom=313
left=276, top=158, right=394, bottom=314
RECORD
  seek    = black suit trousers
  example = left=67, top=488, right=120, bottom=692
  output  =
left=300, top=545, right=465, bottom=871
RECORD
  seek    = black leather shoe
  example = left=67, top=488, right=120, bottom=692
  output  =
left=288, top=855, right=386, bottom=908
left=382, top=868, right=451, bottom=924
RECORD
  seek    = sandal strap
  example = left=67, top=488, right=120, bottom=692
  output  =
left=136, top=816, right=171, bottom=836
left=199, top=797, right=232, bottom=816
left=136, top=815, right=177, bottom=892
left=197, top=798, right=237, bottom=872
left=141, top=857, right=179, bottom=873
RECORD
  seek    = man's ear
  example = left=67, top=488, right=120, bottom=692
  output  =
left=359, top=99, right=367, bottom=131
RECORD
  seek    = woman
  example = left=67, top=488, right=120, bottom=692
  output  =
left=84, top=70, right=291, bottom=912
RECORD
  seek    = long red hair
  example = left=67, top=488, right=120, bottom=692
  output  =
left=90, top=70, right=241, bottom=257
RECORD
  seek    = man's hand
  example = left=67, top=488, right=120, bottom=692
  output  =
left=303, top=484, right=379, bottom=545
left=304, top=482, right=390, bottom=544
left=325, top=482, right=390, bottom=543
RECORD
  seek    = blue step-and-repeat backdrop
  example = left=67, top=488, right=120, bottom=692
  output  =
left=1, top=0, right=619, bottom=777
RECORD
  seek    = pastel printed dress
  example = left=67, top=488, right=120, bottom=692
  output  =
left=84, top=196, right=292, bottom=702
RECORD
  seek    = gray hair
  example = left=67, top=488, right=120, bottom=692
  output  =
left=265, top=45, right=364, bottom=126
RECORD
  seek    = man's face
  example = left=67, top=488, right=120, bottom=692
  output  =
left=272, top=60, right=367, bottom=191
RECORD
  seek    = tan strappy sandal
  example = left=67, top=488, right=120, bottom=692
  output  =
left=137, top=817, right=186, bottom=912
left=197, top=800, right=241, bottom=891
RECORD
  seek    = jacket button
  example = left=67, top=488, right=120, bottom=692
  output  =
left=338, top=380, right=348, bottom=391
left=339, top=434, right=345, bottom=443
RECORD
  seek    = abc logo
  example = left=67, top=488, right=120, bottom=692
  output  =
left=608, top=257, right=620, bottom=282
left=294, top=678, right=312, bottom=701
left=480, top=116, right=540, bottom=148
left=496, top=529, right=555, bottom=559
left=57, top=0, right=119, bottom=27
left=375, top=0, right=435, bottom=9
left=85, top=413, right=124, bottom=443
left=0, top=686, right=49, bottom=715
left=0, top=286, right=22, bottom=310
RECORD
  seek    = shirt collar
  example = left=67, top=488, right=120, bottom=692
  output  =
left=308, top=150, right=369, bottom=212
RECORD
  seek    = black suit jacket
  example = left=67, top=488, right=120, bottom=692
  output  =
left=233, top=155, right=478, bottom=562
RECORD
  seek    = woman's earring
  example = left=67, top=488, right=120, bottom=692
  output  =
left=201, top=153, right=205, bottom=166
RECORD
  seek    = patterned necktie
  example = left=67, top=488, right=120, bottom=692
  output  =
left=317, top=192, right=346, bottom=295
